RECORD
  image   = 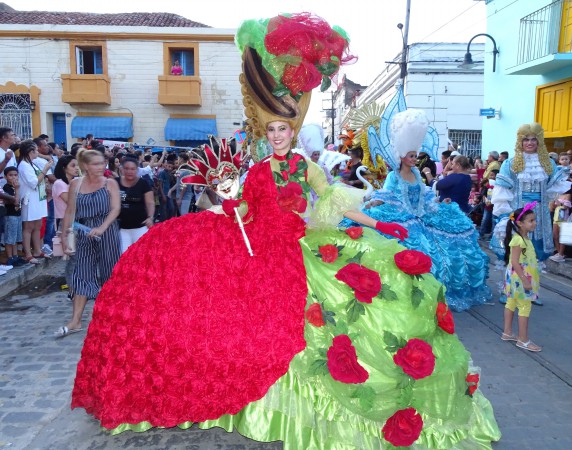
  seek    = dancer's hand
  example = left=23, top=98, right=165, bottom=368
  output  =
left=375, top=222, right=408, bottom=241
left=222, top=199, right=242, bottom=216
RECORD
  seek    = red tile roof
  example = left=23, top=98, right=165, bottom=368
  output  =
left=0, top=10, right=211, bottom=28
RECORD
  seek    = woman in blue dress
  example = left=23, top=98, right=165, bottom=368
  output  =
left=343, top=109, right=491, bottom=311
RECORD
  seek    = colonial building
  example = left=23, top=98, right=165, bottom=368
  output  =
left=482, top=0, right=572, bottom=155
left=349, top=42, right=485, bottom=159
left=0, top=5, right=242, bottom=148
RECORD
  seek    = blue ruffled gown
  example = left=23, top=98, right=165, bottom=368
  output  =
left=342, top=168, right=492, bottom=311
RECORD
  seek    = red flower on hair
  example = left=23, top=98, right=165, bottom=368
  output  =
left=382, top=407, right=423, bottom=447
left=393, top=338, right=435, bottom=380
left=394, top=250, right=432, bottom=275
left=436, top=303, right=455, bottom=334
left=306, top=303, right=325, bottom=327
left=327, top=335, right=368, bottom=383
left=276, top=182, right=307, bottom=214
left=318, top=244, right=339, bottom=263
left=335, top=263, right=381, bottom=304
left=345, top=226, right=364, bottom=240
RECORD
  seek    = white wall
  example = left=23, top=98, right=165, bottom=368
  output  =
left=355, top=42, right=485, bottom=155
left=0, top=27, right=242, bottom=146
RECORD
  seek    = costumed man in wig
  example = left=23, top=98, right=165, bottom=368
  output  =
left=343, top=108, right=493, bottom=311
left=491, top=123, right=571, bottom=305
left=71, top=13, right=500, bottom=450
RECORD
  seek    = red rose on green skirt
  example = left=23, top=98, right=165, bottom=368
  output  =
left=394, top=249, right=432, bottom=275
left=393, top=338, right=435, bottom=380
left=306, top=303, right=325, bottom=327
left=345, top=226, right=364, bottom=239
left=382, top=407, right=423, bottom=447
left=318, top=244, right=339, bottom=263
left=335, top=263, right=381, bottom=303
left=327, top=334, right=369, bottom=383
left=276, top=182, right=307, bottom=214
left=436, top=302, right=455, bottom=334
left=466, top=373, right=480, bottom=396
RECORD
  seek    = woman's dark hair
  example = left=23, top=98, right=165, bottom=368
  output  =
left=17, top=139, right=37, bottom=164
left=121, top=156, right=139, bottom=167
left=144, top=154, right=152, bottom=162
left=54, top=155, right=76, bottom=184
left=503, top=207, right=535, bottom=265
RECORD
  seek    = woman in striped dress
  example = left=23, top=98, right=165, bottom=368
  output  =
left=55, top=149, right=121, bottom=338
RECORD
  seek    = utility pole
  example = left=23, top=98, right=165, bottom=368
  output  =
left=400, top=0, right=411, bottom=80
left=330, top=90, right=335, bottom=146
left=322, top=90, right=337, bottom=145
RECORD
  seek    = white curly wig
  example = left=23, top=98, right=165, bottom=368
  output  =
left=298, top=123, right=325, bottom=158
left=390, top=109, right=429, bottom=160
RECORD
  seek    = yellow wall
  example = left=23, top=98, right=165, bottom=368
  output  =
left=559, top=0, right=572, bottom=53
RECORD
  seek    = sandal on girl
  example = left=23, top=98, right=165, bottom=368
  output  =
left=25, top=256, right=41, bottom=265
left=516, top=340, right=542, bottom=352
left=501, top=333, right=517, bottom=342
left=54, top=326, right=83, bottom=338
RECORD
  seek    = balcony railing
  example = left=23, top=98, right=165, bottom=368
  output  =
left=516, top=0, right=570, bottom=65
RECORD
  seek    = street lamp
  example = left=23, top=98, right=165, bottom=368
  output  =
left=322, top=91, right=336, bottom=145
left=459, top=33, right=499, bottom=72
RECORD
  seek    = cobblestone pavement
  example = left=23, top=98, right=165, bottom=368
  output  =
left=0, top=259, right=570, bottom=449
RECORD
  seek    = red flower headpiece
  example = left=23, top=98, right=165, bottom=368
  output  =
left=181, top=136, right=246, bottom=188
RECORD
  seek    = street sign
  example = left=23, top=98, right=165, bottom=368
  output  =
left=480, top=108, right=496, bottom=117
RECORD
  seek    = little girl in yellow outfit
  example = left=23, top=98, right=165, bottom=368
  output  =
left=501, top=202, right=541, bottom=352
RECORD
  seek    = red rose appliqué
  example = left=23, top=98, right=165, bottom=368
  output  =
left=276, top=182, right=307, bottom=214
left=327, top=334, right=369, bottom=384
left=345, top=226, right=364, bottom=240
left=318, top=244, right=339, bottom=263
left=335, top=263, right=381, bottom=303
left=436, top=302, right=455, bottom=334
left=393, top=338, right=435, bottom=380
left=394, top=249, right=432, bottom=275
left=382, top=407, right=423, bottom=447
left=306, top=303, right=325, bottom=327
left=466, top=373, right=480, bottom=396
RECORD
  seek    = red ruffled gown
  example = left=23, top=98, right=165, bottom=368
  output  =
left=71, top=161, right=308, bottom=428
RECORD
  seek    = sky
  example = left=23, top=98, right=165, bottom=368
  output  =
left=14, top=0, right=488, bottom=125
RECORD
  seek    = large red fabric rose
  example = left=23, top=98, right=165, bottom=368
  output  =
left=436, top=302, right=455, bottom=334
left=345, top=226, right=364, bottom=240
left=276, top=182, right=307, bottom=214
left=306, top=303, right=325, bottom=327
left=335, top=263, right=381, bottom=303
left=466, top=373, right=480, bottom=396
left=382, top=407, right=423, bottom=447
left=327, top=334, right=369, bottom=383
left=319, top=244, right=339, bottom=263
left=393, top=338, right=435, bottom=380
left=282, top=61, right=323, bottom=96
left=394, top=249, right=432, bottom=275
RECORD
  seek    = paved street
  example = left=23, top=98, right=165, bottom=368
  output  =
left=0, top=258, right=571, bottom=450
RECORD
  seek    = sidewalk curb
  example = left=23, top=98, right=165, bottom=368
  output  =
left=0, top=257, right=61, bottom=300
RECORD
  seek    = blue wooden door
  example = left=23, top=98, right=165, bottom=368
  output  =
left=53, top=113, right=67, bottom=150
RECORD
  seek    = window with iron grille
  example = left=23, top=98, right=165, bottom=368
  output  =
left=0, top=93, right=32, bottom=140
left=448, top=129, right=482, bottom=160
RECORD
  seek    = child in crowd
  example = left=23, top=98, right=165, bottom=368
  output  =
left=3, top=167, right=26, bottom=266
left=501, top=204, right=541, bottom=352
left=549, top=188, right=572, bottom=263
left=469, top=193, right=484, bottom=227
left=558, top=152, right=570, bottom=169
